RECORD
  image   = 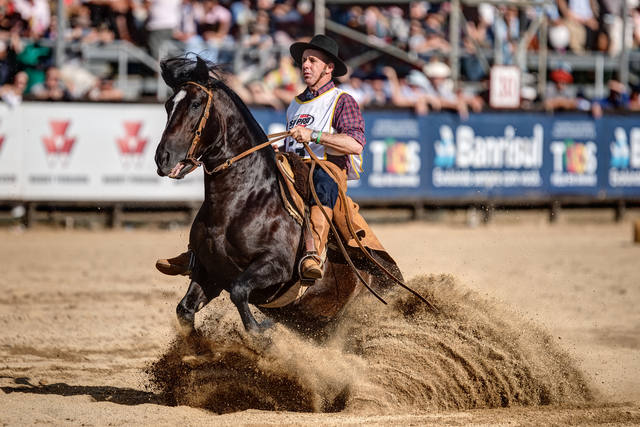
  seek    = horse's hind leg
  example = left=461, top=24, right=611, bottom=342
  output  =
left=176, top=280, right=214, bottom=336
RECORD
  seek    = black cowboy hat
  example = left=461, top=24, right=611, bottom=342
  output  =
left=290, top=34, right=348, bottom=77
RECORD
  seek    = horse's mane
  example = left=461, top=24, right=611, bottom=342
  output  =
left=160, top=55, right=268, bottom=144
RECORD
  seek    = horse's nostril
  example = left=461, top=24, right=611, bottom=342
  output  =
left=156, top=149, right=170, bottom=167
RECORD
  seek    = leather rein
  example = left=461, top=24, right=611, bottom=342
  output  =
left=177, top=81, right=290, bottom=176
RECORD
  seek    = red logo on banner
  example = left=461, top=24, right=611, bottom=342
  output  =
left=43, top=121, right=76, bottom=155
left=117, top=121, right=147, bottom=155
left=0, top=135, right=4, bottom=153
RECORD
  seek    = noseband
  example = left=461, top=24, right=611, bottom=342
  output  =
left=175, top=81, right=289, bottom=176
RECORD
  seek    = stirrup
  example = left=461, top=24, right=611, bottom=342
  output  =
left=298, top=251, right=323, bottom=284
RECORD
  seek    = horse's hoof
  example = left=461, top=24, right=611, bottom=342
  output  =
left=176, top=315, right=195, bottom=337
left=257, top=318, right=275, bottom=332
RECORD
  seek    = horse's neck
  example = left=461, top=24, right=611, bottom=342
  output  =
left=203, top=135, right=278, bottom=202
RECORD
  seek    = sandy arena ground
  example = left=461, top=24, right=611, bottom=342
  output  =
left=1, top=211, right=639, bottom=425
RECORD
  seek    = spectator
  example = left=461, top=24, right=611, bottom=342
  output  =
left=144, top=0, right=182, bottom=59
left=462, top=4, right=493, bottom=81
left=409, top=17, right=450, bottom=60
left=630, top=84, right=640, bottom=111
left=13, top=0, right=50, bottom=38
left=424, top=60, right=470, bottom=119
left=87, top=78, right=124, bottom=101
left=173, top=0, right=199, bottom=49
left=365, top=71, right=391, bottom=107
left=363, top=6, right=391, bottom=39
left=340, top=69, right=371, bottom=108
left=632, top=3, right=640, bottom=48
left=262, top=55, right=303, bottom=106
left=0, top=34, right=22, bottom=86
left=193, top=0, right=233, bottom=63
left=557, top=0, right=599, bottom=54
left=0, top=70, right=28, bottom=107
left=29, top=66, right=72, bottom=101
left=382, top=66, right=440, bottom=115
left=592, top=79, right=630, bottom=117
left=230, top=0, right=254, bottom=35
left=545, top=62, right=580, bottom=111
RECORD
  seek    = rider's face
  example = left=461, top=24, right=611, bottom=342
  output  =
left=301, top=49, right=334, bottom=90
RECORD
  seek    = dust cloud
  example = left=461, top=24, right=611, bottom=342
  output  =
left=148, top=274, right=594, bottom=414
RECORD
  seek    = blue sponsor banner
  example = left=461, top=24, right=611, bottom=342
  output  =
left=426, top=113, right=547, bottom=199
left=250, top=108, right=640, bottom=202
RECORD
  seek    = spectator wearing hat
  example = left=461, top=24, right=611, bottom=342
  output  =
left=545, top=62, right=581, bottom=111
left=424, top=60, right=473, bottom=119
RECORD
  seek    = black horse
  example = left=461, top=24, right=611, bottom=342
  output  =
left=154, top=56, right=401, bottom=334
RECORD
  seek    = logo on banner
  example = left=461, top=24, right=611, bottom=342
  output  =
left=550, top=140, right=597, bottom=186
left=116, top=121, right=148, bottom=169
left=549, top=120, right=597, bottom=187
left=609, top=127, right=640, bottom=187
left=368, top=139, right=420, bottom=187
left=42, top=120, right=76, bottom=167
left=432, top=124, right=543, bottom=188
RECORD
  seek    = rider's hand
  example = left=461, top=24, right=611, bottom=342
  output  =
left=290, top=126, right=312, bottom=143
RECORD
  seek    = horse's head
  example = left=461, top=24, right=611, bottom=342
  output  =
left=155, top=56, right=226, bottom=179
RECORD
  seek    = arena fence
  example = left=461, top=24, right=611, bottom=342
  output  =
left=1, top=103, right=639, bottom=225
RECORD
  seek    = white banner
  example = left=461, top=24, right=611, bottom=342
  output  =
left=0, top=102, right=204, bottom=202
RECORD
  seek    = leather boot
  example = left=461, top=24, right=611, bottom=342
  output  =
left=156, top=250, right=193, bottom=276
left=300, top=205, right=333, bottom=280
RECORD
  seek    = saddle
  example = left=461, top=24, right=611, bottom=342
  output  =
left=274, top=152, right=386, bottom=252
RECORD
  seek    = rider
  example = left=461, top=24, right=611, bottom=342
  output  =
left=155, top=34, right=365, bottom=280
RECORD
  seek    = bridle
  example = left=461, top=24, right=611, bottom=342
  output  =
left=175, top=81, right=290, bottom=176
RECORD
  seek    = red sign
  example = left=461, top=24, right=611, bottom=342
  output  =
left=117, top=121, right=147, bottom=155
left=43, top=121, right=76, bottom=155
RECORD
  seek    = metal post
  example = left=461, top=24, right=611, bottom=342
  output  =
left=620, top=0, right=630, bottom=85
left=315, top=0, right=326, bottom=35
left=54, top=0, right=66, bottom=67
left=494, top=8, right=503, bottom=66
left=538, top=14, right=548, bottom=102
left=450, top=0, right=461, bottom=88
left=595, top=53, right=605, bottom=98
left=118, top=46, right=127, bottom=99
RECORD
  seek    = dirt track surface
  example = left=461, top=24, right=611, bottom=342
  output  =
left=1, top=216, right=639, bottom=425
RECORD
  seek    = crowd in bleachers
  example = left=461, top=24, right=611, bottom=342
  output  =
left=1, top=0, right=640, bottom=114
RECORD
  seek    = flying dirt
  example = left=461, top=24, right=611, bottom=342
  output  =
left=149, top=274, right=593, bottom=414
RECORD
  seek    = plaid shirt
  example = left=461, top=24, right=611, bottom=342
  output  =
left=297, top=81, right=366, bottom=147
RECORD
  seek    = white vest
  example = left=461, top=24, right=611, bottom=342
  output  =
left=285, top=87, right=363, bottom=180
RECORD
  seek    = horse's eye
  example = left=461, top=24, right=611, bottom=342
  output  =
left=192, top=102, right=201, bottom=110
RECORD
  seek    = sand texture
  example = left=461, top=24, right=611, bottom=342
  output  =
left=1, top=217, right=639, bottom=425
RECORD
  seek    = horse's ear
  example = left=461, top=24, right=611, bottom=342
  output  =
left=193, top=57, right=210, bottom=85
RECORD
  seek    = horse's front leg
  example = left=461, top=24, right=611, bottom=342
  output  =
left=229, top=255, right=291, bottom=333
left=176, top=279, right=220, bottom=336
